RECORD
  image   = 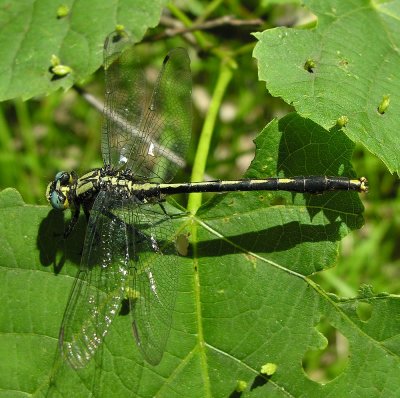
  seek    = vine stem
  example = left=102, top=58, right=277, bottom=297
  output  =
left=187, top=60, right=234, bottom=215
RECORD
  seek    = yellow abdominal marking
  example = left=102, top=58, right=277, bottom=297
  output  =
left=218, top=180, right=238, bottom=185
left=275, top=178, right=295, bottom=184
left=130, top=183, right=154, bottom=191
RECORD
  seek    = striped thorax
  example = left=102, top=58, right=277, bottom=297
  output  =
left=46, top=167, right=166, bottom=212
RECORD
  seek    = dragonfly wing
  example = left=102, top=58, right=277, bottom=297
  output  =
left=102, top=30, right=192, bottom=182
left=128, top=47, right=192, bottom=182
left=101, top=30, right=148, bottom=169
left=59, top=190, right=129, bottom=368
left=122, top=201, right=182, bottom=365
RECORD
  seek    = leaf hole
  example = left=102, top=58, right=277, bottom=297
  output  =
left=356, top=301, right=373, bottom=322
left=119, top=298, right=130, bottom=316
left=302, top=318, right=349, bottom=384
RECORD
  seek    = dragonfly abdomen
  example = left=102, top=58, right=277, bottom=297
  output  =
left=153, top=176, right=368, bottom=195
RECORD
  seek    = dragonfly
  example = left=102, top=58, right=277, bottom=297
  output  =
left=46, top=30, right=368, bottom=369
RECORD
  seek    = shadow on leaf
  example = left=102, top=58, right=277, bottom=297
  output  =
left=37, top=209, right=87, bottom=273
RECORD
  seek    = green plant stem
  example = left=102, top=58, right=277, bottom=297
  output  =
left=0, top=105, right=16, bottom=188
left=196, top=0, right=224, bottom=23
left=14, top=99, right=34, bottom=155
left=187, top=61, right=233, bottom=215
left=234, top=42, right=256, bottom=56
left=0, top=105, right=12, bottom=152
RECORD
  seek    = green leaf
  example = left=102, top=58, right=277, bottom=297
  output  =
left=0, top=0, right=166, bottom=101
left=253, top=0, right=400, bottom=174
left=2, top=115, right=399, bottom=397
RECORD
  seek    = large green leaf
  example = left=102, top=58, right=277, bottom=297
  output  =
left=253, top=0, right=400, bottom=174
left=0, top=0, right=166, bottom=101
left=1, top=114, right=399, bottom=397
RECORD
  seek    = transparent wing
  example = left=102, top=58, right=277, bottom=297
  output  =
left=102, top=30, right=192, bottom=182
left=102, top=31, right=148, bottom=169
left=59, top=191, right=129, bottom=368
left=121, top=201, right=182, bottom=365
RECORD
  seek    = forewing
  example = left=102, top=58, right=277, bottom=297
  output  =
left=122, top=201, right=182, bottom=365
left=102, top=30, right=192, bottom=181
left=59, top=191, right=129, bottom=368
left=126, top=47, right=192, bottom=182
left=101, top=31, right=148, bottom=169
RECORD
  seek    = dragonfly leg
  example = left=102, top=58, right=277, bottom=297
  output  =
left=158, top=201, right=168, bottom=216
left=169, top=211, right=190, bottom=219
left=83, top=203, right=91, bottom=222
left=63, top=205, right=80, bottom=238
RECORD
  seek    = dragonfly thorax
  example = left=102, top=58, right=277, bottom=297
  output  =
left=91, top=167, right=162, bottom=202
left=47, top=166, right=165, bottom=213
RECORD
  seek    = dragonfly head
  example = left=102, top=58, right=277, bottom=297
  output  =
left=46, top=171, right=77, bottom=210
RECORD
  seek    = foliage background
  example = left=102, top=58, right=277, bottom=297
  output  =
left=0, top=0, right=400, bottom=397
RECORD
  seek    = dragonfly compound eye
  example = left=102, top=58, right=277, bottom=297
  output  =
left=49, top=189, right=69, bottom=210
left=46, top=177, right=70, bottom=210
left=55, top=171, right=72, bottom=185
